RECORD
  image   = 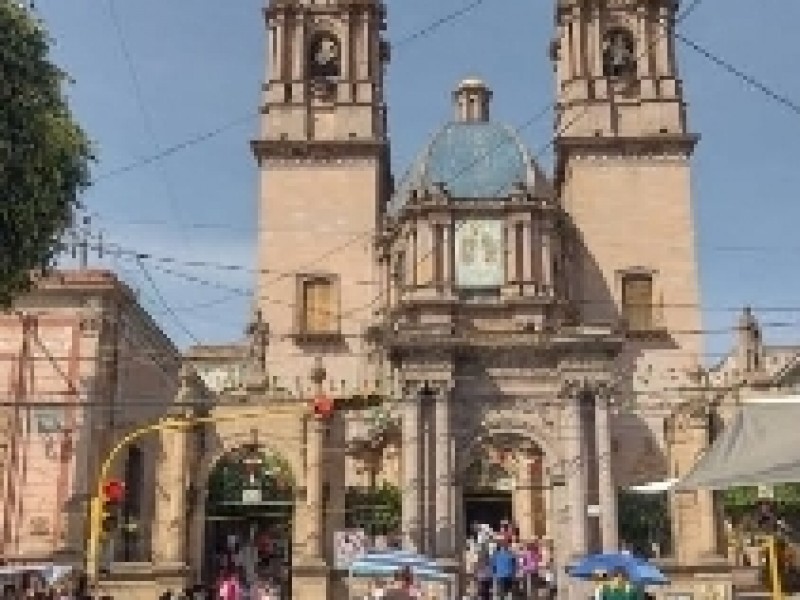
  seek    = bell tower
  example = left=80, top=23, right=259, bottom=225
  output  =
left=553, top=0, right=702, bottom=360
left=252, top=0, right=390, bottom=392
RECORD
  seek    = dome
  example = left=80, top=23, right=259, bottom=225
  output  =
left=389, top=79, right=548, bottom=213
left=390, top=121, right=540, bottom=211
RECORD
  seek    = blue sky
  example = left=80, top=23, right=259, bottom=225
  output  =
left=31, top=0, right=800, bottom=361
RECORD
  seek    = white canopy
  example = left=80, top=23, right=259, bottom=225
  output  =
left=675, top=397, right=800, bottom=490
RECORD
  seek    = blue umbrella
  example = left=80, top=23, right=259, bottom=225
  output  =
left=569, top=553, right=669, bottom=585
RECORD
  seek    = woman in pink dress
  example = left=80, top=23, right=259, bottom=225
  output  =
left=217, top=571, right=242, bottom=600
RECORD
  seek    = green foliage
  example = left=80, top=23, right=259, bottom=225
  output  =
left=0, top=2, right=93, bottom=306
left=722, top=484, right=800, bottom=512
left=207, top=450, right=294, bottom=517
left=345, top=483, right=402, bottom=535
left=617, top=491, right=672, bottom=557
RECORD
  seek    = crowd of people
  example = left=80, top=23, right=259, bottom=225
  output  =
left=463, top=521, right=556, bottom=600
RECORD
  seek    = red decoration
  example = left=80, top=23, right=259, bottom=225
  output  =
left=313, top=395, right=334, bottom=420
left=102, top=479, right=125, bottom=503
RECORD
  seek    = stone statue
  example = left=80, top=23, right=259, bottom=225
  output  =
left=246, top=308, right=269, bottom=379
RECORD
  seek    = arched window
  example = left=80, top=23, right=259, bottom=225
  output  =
left=307, top=32, right=341, bottom=79
left=603, top=28, right=636, bottom=78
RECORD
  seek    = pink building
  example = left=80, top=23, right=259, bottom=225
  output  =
left=0, top=270, right=179, bottom=565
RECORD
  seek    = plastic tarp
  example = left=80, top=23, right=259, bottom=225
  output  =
left=675, top=398, right=800, bottom=490
left=348, top=550, right=450, bottom=581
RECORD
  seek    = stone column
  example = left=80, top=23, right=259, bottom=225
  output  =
left=402, top=390, right=422, bottom=551
left=595, top=395, right=618, bottom=552
left=522, top=219, right=532, bottom=283
left=434, top=385, right=454, bottom=558
left=565, top=392, right=587, bottom=559
left=153, top=423, right=188, bottom=565
left=540, top=223, right=552, bottom=293
left=442, top=221, right=453, bottom=286
left=302, top=416, right=325, bottom=560
left=515, top=462, right=535, bottom=541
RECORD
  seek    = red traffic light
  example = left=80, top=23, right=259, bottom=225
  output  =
left=102, top=479, right=125, bottom=503
left=313, top=395, right=334, bottom=420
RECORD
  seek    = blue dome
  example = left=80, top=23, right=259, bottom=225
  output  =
left=391, top=121, right=535, bottom=211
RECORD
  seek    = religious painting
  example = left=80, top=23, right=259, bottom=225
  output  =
left=454, top=220, right=504, bottom=288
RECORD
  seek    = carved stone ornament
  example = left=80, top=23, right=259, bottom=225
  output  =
left=558, top=376, right=615, bottom=401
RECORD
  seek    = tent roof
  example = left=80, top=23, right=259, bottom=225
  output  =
left=675, top=397, right=800, bottom=490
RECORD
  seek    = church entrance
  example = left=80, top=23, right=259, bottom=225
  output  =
left=462, top=434, right=547, bottom=543
left=204, top=445, right=294, bottom=600
left=464, top=492, right=513, bottom=534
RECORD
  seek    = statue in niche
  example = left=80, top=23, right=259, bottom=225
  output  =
left=603, top=28, right=636, bottom=78
left=246, top=308, right=268, bottom=380
left=308, top=33, right=341, bottom=79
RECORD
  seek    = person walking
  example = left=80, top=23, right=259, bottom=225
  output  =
left=491, top=541, right=517, bottom=600
left=474, top=550, right=493, bottom=600
left=520, top=542, right=541, bottom=599
left=217, top=571, right=242, bottom=600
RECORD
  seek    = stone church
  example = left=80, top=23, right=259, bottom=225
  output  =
left=92, top=0, right=725, bottom=598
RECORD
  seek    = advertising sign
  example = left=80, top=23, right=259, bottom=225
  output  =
left=455, top=220, right=504, bottom=288
left=334, top=529, right=367, bottom=570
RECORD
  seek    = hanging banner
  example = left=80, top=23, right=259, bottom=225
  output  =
left=454, top=220, right=504, bottom=288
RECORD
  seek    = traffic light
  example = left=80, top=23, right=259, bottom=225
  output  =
left=100, top=479, right=125, bottom=534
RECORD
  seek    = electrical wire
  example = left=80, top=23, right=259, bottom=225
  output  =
left=677, top=32, right=800, bottom=119
left=86, top=0, right=493, bottom=190
left=393, top=0, right=489, bottom=48
left=104, top=0, right=190, bottom=241
left=135, top=258, right=201, bottom=345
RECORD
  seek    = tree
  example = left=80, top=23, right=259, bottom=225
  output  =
left=0, top=2, right=93, bottom=306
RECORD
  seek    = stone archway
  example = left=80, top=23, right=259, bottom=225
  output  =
left=460, top=432, right=549, bottom=543
left=203, top=444, right=295, bottom=598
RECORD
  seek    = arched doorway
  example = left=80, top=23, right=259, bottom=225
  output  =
left=462, top=433, right=546, bottom=542
left=204, top=445, right=294, bottom=598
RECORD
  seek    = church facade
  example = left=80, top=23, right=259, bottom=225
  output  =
left=95, top=0, right=726, bottom=598
left=248, top=0, right=708, bottom=563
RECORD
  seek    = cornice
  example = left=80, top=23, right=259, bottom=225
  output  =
left=250, top=138, right=387, bottom=163
left=556, top=134, right=699, bottom=158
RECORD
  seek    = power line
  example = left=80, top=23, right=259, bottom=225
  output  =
left=379, top=0, right=710, bottom=325
left=677, top=32, right=800, bottom=119
left=86, top=0, right=491, bottom=191
left=104, top=0, right=192, bottom=246
left=393, top=0, right=489, bottom=48
left=92, top=114, right=254, bottom=184
left=135, top=258, right=201, bottom=345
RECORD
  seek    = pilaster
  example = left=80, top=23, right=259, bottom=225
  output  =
left=595, top=394, right=618, bottom=552
left=401, top=388, right=422, bottom=551
left=153, top=422, right=188, bottom=566
left=564, top=391, right=588, bottom=560
left=433, top=383, right=454, bottom=558
left=292, top=414, right=326, bottom=568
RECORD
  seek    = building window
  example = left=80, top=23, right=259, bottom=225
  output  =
left=298, top=275, right=339, bottom=336
left=622, top=273, right=653, bottom=332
